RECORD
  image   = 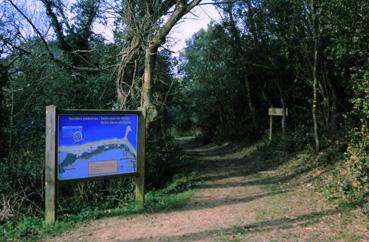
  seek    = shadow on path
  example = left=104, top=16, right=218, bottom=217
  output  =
left=196, top=166, right=312, bottom=190
left=184, top=189, right=290, bottom=211
left=131, top=209, right=340, bottom=242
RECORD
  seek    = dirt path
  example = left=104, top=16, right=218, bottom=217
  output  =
left=50, top=141, right=369, bottom=241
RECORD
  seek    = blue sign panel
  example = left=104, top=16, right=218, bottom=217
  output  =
left=57, top=113, right=138, bottom=181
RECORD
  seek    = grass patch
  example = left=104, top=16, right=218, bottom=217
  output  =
left=254, top=207, right=290, bottom=222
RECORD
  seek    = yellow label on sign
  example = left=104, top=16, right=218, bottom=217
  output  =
left=88, top=160, right=118, bottom=175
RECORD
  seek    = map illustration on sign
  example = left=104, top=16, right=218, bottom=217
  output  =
left=57, top=114, right=138, bottom=181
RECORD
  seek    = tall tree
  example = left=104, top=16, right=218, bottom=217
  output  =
left=116, top=0, right=201, bottom=124
left=304, top=0, right=320, bottom=152
left=220, top=1, right=258, bottom=130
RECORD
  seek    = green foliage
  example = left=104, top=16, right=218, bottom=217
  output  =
left=268, top=125, right=315, bottom=153
left=0, top=38, right=121, bottom=222
left=325, top=126, right=369, bottom=209
left=13, top=217, right=42, bottom=238
left=0, top=35, right=180, bottom=232
left=352, top=67, right=369, bottom=119
left=178, top=24, right=250, bottom=142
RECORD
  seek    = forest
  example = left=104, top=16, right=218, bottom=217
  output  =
left=1, top=0, right=369, bottom=240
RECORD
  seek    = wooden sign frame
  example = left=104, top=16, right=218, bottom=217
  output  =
left=268, top=107, right=288, bottom=142
left=45, top=106, right=146, bottom=223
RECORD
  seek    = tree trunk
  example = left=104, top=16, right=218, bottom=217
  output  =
left=312, top=54, right=319, bottom=152
left=0, top=63, right=8, bottom=159
left=244, top=71, right=257, bottom=129
left=312, top=0, right=320, bottom=153
left=281, top=95, right=286, bottom=137
left=326, top=76, right=338, bottom=131
left=116, top=36, right=141, bottom=109
left=141, top=45, right=157, bottom=125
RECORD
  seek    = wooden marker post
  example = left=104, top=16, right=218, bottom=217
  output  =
left=45, top=105, right=57, bottom=224
left=269, top=115, right=273, bottom=142
left=135, top=113, right=146, bottom=207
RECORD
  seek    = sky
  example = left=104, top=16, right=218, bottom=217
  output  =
left=166, top=2, right=222, bottom=54
left=93, top=1, right=222, bottom=55
left=3, top=0, right=222, bottom=56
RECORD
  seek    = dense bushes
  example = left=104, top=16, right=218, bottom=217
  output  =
left=0, top=38, right=181, bottom=229
left=324, top=120, right=369, bottom=213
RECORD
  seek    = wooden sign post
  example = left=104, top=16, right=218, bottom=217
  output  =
left=135, top=113, right=146, bottom=207
left=45, top=106, right=145, bottom=223
left=45, top=105, right=57, bottom=224
left=268, top=107, right=288, bottom=142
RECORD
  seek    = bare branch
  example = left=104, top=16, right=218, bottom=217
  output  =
left=150, top=0, right=202, bottom=48
left=7, top=0, right=55, bottom=58
left=1, top=37, right=31, bottom=55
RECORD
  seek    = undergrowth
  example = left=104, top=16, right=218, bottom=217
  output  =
left=260, top=126, right=369, bottom=217
left=0, top=154, right=200, bottom=241
left=321, top=125, right=369, bottom=214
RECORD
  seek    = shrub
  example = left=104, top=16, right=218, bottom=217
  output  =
left=328, top=124, right=369, bottom=209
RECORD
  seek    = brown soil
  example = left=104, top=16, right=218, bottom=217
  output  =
left=49, top=141, right=369, bottom=242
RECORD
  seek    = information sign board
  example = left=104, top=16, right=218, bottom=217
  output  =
left=57, top=113, right=139, bottom=181
left=268, top=107, right=288, bottom=116
left=45, top=107, right=145, bottom=224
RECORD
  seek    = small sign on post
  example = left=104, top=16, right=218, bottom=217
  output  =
left=268, top=107, right=288, bottom=142
left=268, top=107, right=288, bottom=117
left=45, top=106, right=145, bottom=223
